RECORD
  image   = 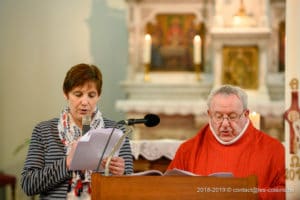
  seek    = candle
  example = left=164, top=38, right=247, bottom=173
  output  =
left=249, top=111, right=260, bottom=129
left=143, top=34, right=152, bottom=64
left=193, top=35, right=201, bottom=64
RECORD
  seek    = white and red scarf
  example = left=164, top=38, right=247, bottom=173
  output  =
left=57, top=106, right=104, bottom=199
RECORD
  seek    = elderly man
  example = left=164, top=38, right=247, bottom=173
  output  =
left=168, top=85, right=285, bottom=200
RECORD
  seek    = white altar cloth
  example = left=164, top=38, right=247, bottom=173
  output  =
left=130, top=139, right=184, bottom=161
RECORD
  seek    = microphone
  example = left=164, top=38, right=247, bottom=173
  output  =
left=82, top=115, right=91, bottom=135
left=122, top=114, right=160, bottom=127
left=95, top=114, right=160, bottom=174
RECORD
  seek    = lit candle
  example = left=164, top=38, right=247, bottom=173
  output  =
left=249, top=111, right=260, bottom=129
left=143, top=34, right=152, bottom=64
left=193, top=35, right=201, bottom=64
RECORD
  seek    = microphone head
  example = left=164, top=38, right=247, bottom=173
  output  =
left=82, top=115, right=91, bottom=125
left=144, top=114, right=160, bottom=127
left=82, top=115, right=91, bottom=135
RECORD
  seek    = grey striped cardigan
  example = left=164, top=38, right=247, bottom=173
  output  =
left=21, top=118, right=133, bottom=199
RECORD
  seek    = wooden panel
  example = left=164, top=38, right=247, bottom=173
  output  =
left=91, top=173, right=258, bottom=200
left=0, top=173, right=16, bottom=200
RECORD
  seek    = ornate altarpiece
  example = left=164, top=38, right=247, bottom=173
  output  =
left=116, top=0, right=286, bottom=141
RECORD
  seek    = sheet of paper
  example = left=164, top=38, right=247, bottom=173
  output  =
left=69, top=127, right=124, bottom=171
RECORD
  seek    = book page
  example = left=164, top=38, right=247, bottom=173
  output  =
left=209, top=172, right=234, bottom=177
left=128, top=169, right=164, bottom=176
left=128, top=168, right=233, bottom=177
left=164, top=168, right=198, bottom=176
left=165, top=168, right=233, bottom=177
left=69, top=127, right=124, bottom=170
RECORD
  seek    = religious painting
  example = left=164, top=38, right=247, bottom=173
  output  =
left=222, top=46, right=259, bottom=89
left=145, top=14, right=205, bottom=72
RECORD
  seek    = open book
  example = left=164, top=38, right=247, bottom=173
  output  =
left=129, top=168, right=233, bottom=177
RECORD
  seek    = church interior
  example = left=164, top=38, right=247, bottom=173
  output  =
left=1, top=0, right=298, bottom=199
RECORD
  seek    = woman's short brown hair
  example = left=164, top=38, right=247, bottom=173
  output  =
left=63, top=63, right=103, bottom=95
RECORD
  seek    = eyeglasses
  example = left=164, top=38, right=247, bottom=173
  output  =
left=211, top=111, right=244, bottom=124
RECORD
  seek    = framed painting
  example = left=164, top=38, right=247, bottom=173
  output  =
left=222, top=46, right=259, bottom=89
left=145, top=14, right=205, bottom=72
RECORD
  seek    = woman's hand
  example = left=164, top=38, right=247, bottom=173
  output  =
left=102, top=157, right=125, bottom=175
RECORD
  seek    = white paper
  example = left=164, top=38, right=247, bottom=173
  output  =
left=69, top=127, right=124, bottom=171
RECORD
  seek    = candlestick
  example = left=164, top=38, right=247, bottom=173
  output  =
left=249, top=111, right=260, bottom=130
left=193, top=35, right=201, bottom=64
left=143, top=34, right=152, bottom=64
left=144, top=63, right=150, bottom=82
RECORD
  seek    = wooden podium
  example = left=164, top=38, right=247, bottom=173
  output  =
left=91, top=173, right=258, bottom=200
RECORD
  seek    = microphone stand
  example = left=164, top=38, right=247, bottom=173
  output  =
left=94, top=120, right=127, bottom=173
left=94, top=126, right=116, bottom=172
left=104, top=128, right=131, bottom=176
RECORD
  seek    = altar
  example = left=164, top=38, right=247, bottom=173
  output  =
left=130, top=139, right=183, bottom=172
left=116, top=0, right=286, bottom=142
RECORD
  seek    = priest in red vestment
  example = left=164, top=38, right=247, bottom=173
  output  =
left=168, top=85, right=285, bottom=200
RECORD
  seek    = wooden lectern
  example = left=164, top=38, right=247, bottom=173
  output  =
left=91, top=173, right=258, bottom=200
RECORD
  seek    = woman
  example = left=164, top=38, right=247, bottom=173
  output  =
left=21, top=63, right=133, bottom=199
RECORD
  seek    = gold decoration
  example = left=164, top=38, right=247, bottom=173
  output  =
left=144, top=63, right=150, bottom=82
left=232, top=0, right=256, bottom=27
left=290, top=78, right=299, bottom=90
left=194, top=63, right=201, bottom=81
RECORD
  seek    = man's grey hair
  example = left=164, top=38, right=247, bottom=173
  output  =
left=207, top=85, right=248, bottom=110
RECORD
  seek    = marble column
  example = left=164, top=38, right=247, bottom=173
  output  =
left=213, top=0, right=224, bottom=27
left=259, top=0, right=269, bottom=27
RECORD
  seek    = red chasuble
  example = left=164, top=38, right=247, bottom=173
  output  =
left=168, top=123, right=286, bottom=200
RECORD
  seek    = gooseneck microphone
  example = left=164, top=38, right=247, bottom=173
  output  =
left=82, top=115, right=91, bottom=135
left=95, top=113, right=160, bottom=173
left=121, top=114, right=160, bottom=127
